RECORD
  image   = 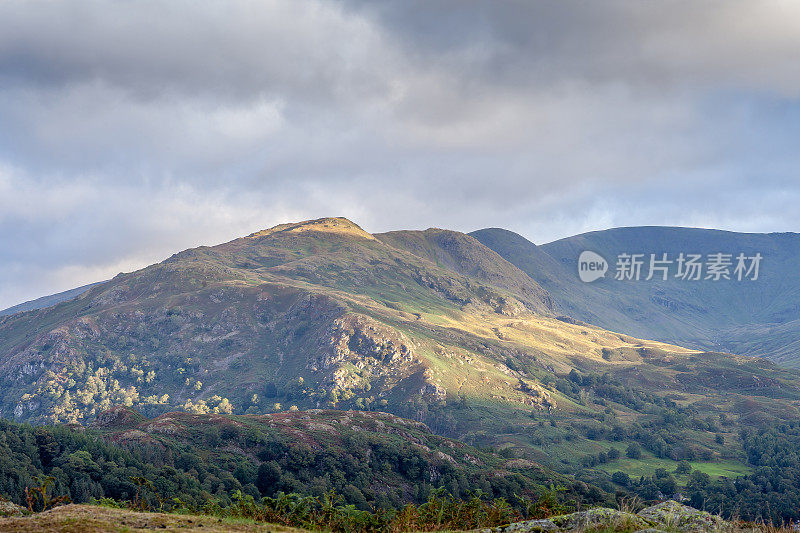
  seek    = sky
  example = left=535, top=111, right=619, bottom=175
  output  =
left=2, top=0, right=800, bottom=309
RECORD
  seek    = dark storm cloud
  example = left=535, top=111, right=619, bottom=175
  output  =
left=1, top=0, right=800, bottom=309
left=342, top=0, right=800, bottom=93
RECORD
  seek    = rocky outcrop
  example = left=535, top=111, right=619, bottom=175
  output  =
left=91, top=406, right=146, bottom=429
left=636, top=500, right=726, bottom=532
left=0, top=500, right=25, bottom=517
left=317, top=313, right=414, bottom=371
left=487, top=501, right=728, bottom=532
left=550, top=508, right=648, bottom=531
left=420, top=381, right=447, bottom=401
left=312, top=313, right=419, bottom=402
left=516, top=379, right=556, bottom=411
left=499, top=518, right=559, bottom=532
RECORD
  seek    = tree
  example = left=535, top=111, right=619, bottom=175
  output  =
left=611, top=471, right=630, bottom=487
left=656, top=475, right=678, bottom=496
left=256, top=461, right=281, bottom=495
left=625, top=443, right=642, bottom=459
left=687, top=470, right=710, bottom=491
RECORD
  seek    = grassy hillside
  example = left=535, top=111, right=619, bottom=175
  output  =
left=471, top=226, right=800, bottom=365
left=375, top=228, right=554, bottom=313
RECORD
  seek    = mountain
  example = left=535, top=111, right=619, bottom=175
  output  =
left=0, top=282, right=102, bottom=317
left=471, top=227, right=800, bottom=366
left=5, top=217, right=800, bottom=519
left=0, top=217, right=561, bottom=425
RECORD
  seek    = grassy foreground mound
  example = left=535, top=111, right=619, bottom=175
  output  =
left=0, top=504, right=305, bottom=532
left=0, top=500, right=781, bottom=533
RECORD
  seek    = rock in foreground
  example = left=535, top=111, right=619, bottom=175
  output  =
left=488, top=501, right=729, bottom=532
left=637, top=501, right=726, bottom=532
left=0, top=500, right=25, bottom=517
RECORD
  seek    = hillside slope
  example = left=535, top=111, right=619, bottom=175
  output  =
left=0, top=282, right=102, bottom=317
left=471, top=227, right=800, bottom=365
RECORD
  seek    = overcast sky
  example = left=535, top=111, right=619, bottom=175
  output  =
left=2, top=0, right=800, bottom=309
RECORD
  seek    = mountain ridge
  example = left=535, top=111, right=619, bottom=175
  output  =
left=0, top=281, right=103, bottom=317
left=471, top=225, right=800, bottom=365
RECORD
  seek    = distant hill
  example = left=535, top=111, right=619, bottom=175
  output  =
left=472, top=227, right=800, bottom=366
left=0, top=282, right=102, bottom=317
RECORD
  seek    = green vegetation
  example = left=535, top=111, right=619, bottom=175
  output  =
left=0, top=496, right=755, bottom=533
left=3, top=405, right=800, bottom=526
left=0, top=408, right=606, bottom=517
left=194, top=489, right=527, bottom=532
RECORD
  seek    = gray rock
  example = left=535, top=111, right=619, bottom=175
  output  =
left=637, top=500, right=726, bottom=532
left=487, top=501, right=728, bottom=533
left=509, top=518, right=559, bottom=532
left=492, top=518, right=558, bottom=532
left=0, top=499, right=25, bottom=517
left=551, top=508, right=649, bottom=531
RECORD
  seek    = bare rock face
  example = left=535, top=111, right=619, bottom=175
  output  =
left=313, top=313, right=419, bottom=402
left=323, top=314, right=414, bottom=369
left=91, top=406, right=146, bottom=429
left=420, top=381, right=447, bottom=401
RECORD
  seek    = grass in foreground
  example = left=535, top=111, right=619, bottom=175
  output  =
left=0, top=502, right=791, bottom=533
left=0, top=504, right=307, bottom=532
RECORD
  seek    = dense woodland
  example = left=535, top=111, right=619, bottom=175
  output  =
left=1, top=411, right=800, bottom=525
left=0, top=412, right=604, bottom=514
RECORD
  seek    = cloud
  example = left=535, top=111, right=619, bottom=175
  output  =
left=1, top=0, right=800, bottom=308
left=345, top=0, right=800, bottom=95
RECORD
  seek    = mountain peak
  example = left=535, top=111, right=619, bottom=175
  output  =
left=247, top=217, right=375, bottom=240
